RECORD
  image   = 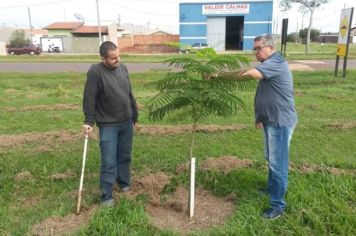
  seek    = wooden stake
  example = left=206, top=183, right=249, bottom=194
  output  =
left=76, top=134, right=89, bottom=214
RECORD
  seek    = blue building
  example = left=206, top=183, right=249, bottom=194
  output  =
left=179, top=0, right=273, bottom=51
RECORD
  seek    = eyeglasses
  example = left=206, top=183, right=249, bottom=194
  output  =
left=252, top=46, right=265, bottom=53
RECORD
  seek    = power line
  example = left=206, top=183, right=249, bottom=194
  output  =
left=0, top=0, right=78, bottom=9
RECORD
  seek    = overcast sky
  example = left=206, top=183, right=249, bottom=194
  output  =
left=0, top=0, right=355, bottom=34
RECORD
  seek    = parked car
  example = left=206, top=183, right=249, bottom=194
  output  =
left=8, top=44, right=42, bottom=55
left=181, top=43, right=210, bottom=54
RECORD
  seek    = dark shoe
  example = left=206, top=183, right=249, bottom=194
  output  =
left=120, top=186, right=130, bottom=193
left=100, top=198, right=114, bottom=208
left=262, top=208, right=284, bottom=219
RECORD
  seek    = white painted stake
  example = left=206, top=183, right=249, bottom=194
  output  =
left=189, top=157, right=196, bottom=218
left=76, top=134, right=89, bottom=214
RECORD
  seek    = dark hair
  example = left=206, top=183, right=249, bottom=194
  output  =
left=99, top=41, right=117, bottom=58
left=254, top=34, right=275, bottom=49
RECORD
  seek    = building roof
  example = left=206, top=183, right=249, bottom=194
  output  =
left=72, top=25, right=108, bottom=34
left=45, top=22, right=84, bottom=30
left=24, top=28, right=48, bottom=35
left=146, top=30, right=174, bottom=35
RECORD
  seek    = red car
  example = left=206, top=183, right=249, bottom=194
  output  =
left=8, top=44, right=42, bottom=55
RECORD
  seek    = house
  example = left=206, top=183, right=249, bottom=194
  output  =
left=23, top=28, right=48, bottom=46
left=44, top=22, right=84, bottom=37
left=71, top=26, right=109, bottom=37
left=43, top=21, right=123, bottom=53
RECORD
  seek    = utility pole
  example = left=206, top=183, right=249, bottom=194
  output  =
left=27, top=7, right=33, bottom=44
left=117, top=14, right=121, bottom=26
left=96, top=0, right=102, bottom=45
left=296, top=19, right=299, bottom=43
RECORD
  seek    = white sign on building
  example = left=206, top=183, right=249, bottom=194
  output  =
left=202, top=4, right=249, bottom=15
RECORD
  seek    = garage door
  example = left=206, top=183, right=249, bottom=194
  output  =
left=207, top=17, right=226, bottom=51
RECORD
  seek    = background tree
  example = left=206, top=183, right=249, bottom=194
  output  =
left=299, top=28, right=320, bottom=43
left=280, top=0, right=331, bottom=54
left=9, top=29, right=30, bottom=47
left=287, top=32, right=301, bottom=43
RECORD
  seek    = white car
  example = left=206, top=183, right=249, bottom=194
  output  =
left=182, top=43, right=210, bottom=53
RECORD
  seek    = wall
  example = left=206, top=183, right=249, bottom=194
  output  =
left=117, top=35, right=179, bottom=49
left=72, top=37, right=101, bottom=53
left=47, top=29, right=72, bottom=37
left=0, top=42, right=6, bottom=55
left=133, top=35, right=179, bottom=45
left=108, top=23, right=119, bottom=45
left=179, top=0, right=273, bottom=50
left=118, top=36, right=134, bottom=49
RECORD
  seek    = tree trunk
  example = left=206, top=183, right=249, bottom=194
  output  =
left=305, top=8, right=315, bottom=54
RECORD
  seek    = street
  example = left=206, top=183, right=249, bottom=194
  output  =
left=0, top=60, right=355, bottom=73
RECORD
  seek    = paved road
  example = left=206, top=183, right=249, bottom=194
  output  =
left=0, top=62, right=173, bottom=73
left=0, top=60, right=355, bottom=73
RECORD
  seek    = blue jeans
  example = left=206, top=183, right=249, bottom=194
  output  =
left=99, top=120, right=133, bottom=201
left=263, top=124, right=295, bottom=210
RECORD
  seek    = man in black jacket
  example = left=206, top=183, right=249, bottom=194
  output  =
left=82, top=41, right=138, bottom=207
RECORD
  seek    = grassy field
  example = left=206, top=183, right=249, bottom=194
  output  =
left=0, top=69, right=355, bottom=235
left=0, top=43, right=355, bottom=63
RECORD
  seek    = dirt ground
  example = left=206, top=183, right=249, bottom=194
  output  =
left=31, top=169, right=235, bottom=235
left=0, top=124, right=245, bottom=149
left=120, top=44, right=179, bottom=54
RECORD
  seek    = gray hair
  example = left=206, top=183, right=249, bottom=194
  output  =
left=254, top=34, right=275, bottom=49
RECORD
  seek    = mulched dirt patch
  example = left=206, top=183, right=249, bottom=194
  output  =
left=136, top=124, right=246, bottom=135
left=48, top=170, right=75, bottom=180
left=200, top=156, right=253, bottom=173
left=289, top=162, right=355, bottom=176
left=294, top=89, right=304, bottom=97
left=31, top=207, right=97, bottom=236
left=121, top=172, right=234, bottom=234
left=177, top=156, right=253, bottom=174
left=15, top=171, right=33, bottom=181
left=4, top=104, right=80, bottom=112
left=120, top=172, right=171, bottom=205
left=2, top=103, right=146, bottom=112
left=0, top=130, right=86, bottom=148
left=32, top=171, right=235, bottom=235
left=327, top=121, right=356, bottom=129
left=0, top=125, right=245, bottom=149
left=146, top=186, right=234, bottom=235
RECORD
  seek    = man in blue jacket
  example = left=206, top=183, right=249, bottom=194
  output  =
left=241, top=34, right=297, bottom=219
left=82, top=41, right=138, bottom=207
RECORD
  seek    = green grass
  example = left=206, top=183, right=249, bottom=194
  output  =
left=0, top=69, right=355, bottom=235
left=0, top=43, right=355, bottom=63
